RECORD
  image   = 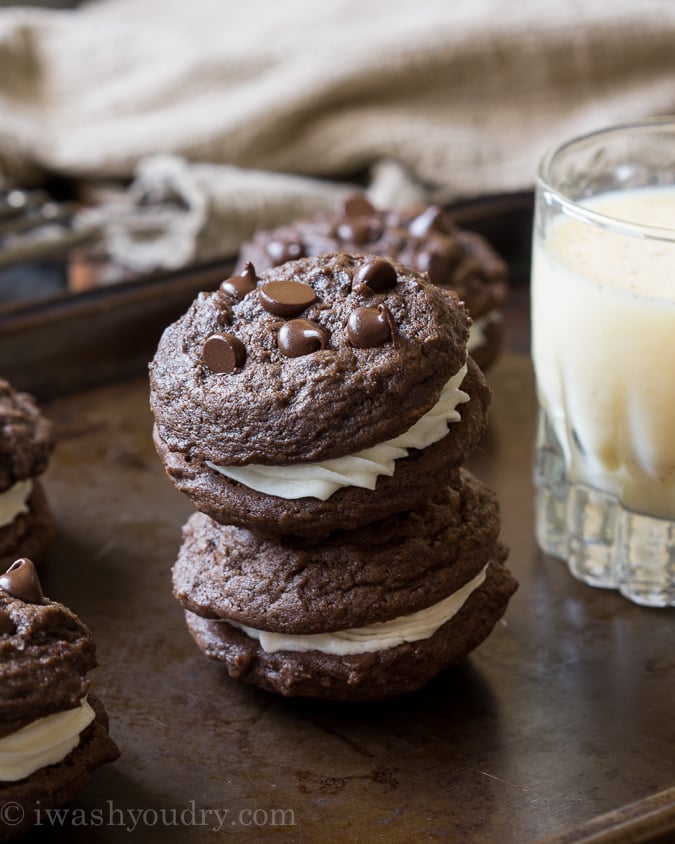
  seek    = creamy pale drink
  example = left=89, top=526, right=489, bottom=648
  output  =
left=532, top=139, right=675, bottom=609
left=533, top=186, right=675, bottom=520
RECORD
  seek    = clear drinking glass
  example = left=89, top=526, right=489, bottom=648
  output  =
left=531, top=118, right=675, bottom=608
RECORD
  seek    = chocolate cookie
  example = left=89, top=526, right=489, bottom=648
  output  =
left=184, top=557, right=516, bottom=701
left=156, top=356, right=488, bottom=537
left=0, top=560, right=95, bottom=732
left=0, top=696, right=118, bottom=843
left=151, top=253, right=471, bottom=464
left=177, top=470, right=517, bottom=700
left=0, top=482, right=54, bottom=574
left=0, top=379, right=54, bottom=571
left=236, top=197, right=510, bottom=370
left=0, top=560, right=119, bottom=841
left=150, top=253, right=490, bottom=536
left=173, top=470, right=503, bottom=633
left=0, top=379, right=53, bottom=490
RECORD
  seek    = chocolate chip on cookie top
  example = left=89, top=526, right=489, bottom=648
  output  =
left=150, top=252, right=471, bottom=466
left=278, top=319, right=329, bottom=358
left=220, top=261, right=258, bottom=300
left=201, top=333, right=246, bottom=374
left=265, top=238, right=305, bottom=265
left=0, top=557, right=44, bottom=603
left=258, top=280, right=316, bottom=317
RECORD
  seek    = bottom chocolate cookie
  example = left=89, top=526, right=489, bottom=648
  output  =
left=185, top=559, right=517, bottom=701
left=0, top=482, right=54, bottom=574
left=0, top=695, right=119, bottom=843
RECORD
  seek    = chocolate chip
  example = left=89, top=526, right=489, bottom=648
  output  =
left=336, top=218, right=381, bottom=245
left=347, top=305, right=394, bottom=348
left=0, top=558, right=44, bottom=604
left=415, top=244, right=460, bottom=285
left=409, top=205, right=450, bottom=237
left=339, top=195, right=376, bottom=218
left=416, top=250, right=444, bottom=285
left=0, top=609, right=15, bottom=635
left=259, top=280, right=316, bottom=317
left=265, top=239, right=305, bottom=265
left=202, top=333, right=246, bottom=373
left=354, top=259, right=397, bottom=292
left=220, top=262, right=257, bottom=300
left=278, top=319, right=329, bottom=358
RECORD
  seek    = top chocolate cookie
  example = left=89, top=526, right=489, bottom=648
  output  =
left=0, top=559, right=96, bottom=736
left=237, top=196, right=509, bottom=323
left=0, top=378, right=53, bottom=492
left=150, top=252, right=471, bottom=466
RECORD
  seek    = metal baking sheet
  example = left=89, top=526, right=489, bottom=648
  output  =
left=4, top=192, right=673, bottom=841
left=24, top=343, right=674, bottom=843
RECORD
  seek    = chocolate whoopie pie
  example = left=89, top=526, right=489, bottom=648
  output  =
left=177, top=472, right=517, bottom=701
left=0, top=379, right=55, bottom=573
left=0, top=559, right=119, bottom=842
left=236, top=197, right=509, bottom=370
left=150, top=253, right=491, bottom=538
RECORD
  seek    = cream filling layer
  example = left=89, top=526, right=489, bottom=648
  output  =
left=207, top=363, right=470, bottom=501
left=226, top=564, right=488, bottom=656
left=0, top=698, right=95, bottom=783
left=0, top=479, right=32, bottom=529
left=467, top=311, right=501, bottom=353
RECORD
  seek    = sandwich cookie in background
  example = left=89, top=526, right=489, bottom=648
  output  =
left=236, top=196, right=510, bottom=371
left=0, top=559, right=119, bottom=843
left=150, top=252, right=491, bottom=538
left=174, top=471, right=517, bottom=700
left=0, top=379, right=55, bottom=573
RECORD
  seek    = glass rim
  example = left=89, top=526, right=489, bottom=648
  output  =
left=536, top=117, right=675, bottom=243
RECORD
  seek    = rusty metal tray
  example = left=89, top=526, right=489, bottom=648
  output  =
left=3, top=194, right=674, bottom=842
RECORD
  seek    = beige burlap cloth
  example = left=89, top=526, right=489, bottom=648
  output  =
left=1, top=0, right=674, bottom=270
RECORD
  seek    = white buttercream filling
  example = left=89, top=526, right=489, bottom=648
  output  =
left=226, top=564, right=488, bottom=656
left=467, top=310, right=502, bottom=353
left=0, top=479, right=32, bottom=529
left=0, top=698, right=95, bottom=782
left=207, top=363, right=470, bottom=501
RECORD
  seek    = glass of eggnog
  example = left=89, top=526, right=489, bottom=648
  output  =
left=531, top=118, right=675, bottom=607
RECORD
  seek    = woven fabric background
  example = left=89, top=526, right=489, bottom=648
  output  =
left=1, top=0, right=674, bottom=266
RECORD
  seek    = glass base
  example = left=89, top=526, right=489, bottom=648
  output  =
left=534, top=408, right=675, bottom=608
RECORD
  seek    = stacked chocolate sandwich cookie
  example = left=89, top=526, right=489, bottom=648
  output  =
left=150, top=252, right=517, bottom=700
left=0, top=378, right=55, bottom=573
left=237, top=196, right=509, bottom=371
left=0, top=559, right=119, bottom=842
